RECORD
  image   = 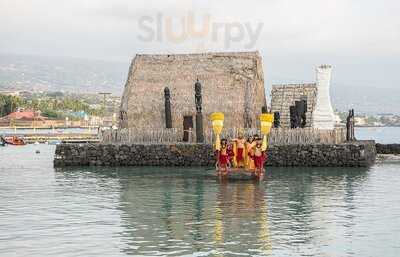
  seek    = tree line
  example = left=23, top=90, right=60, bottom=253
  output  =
left=0, top=94, right=103, bottom=119
left=0, top=94, right=23, bottom=117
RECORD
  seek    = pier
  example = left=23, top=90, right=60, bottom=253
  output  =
left=1, top=132, right=99, bottom=144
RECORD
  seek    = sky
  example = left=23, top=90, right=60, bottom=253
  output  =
left=1, top=0, right=399, bottom=96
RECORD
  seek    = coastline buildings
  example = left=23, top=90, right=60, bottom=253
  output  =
left=0, top=109, right=108, bottom=128
left=0, top=109, right=46, bottom=127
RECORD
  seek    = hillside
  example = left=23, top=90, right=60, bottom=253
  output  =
left=0, top=54, right=128, bottom=95
left=1, top=54, right=399, bottom=115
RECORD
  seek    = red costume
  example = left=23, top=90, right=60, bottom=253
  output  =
left=254, top=154, right=266, bottom=169
left=227, top=146, right=235, bottom=163
left=236, top=148, right=244, bottom=162
left=253, top=145, right=267, bottom=169
left=218, top=152, right=229, bottom=166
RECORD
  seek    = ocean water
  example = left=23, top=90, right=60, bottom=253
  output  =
left=356, top=126, right=400, bottom=143
left=0, top=144, right=400, bottom=256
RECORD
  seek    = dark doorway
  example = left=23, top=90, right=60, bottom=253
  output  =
left=183, top=116, right=193, bottom=142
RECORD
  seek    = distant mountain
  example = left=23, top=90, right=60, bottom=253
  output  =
left=0, top=54, right=128, bottom=95
left=0, top=54, right=399, bottom=115
left=330, top=83, right=400, bottom=115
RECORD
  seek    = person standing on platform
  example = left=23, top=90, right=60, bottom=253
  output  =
left=216, top=139, right=230, bottom=176
left=245, top=136, right=256, bottom=171
left=233, top=134, right=246, bottom=168
left=253, top=137, right=267, bottom=178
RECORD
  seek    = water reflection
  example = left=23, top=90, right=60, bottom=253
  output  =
left=52, top=165, right=374, bottom=256
left=105, top=167, right=276, bottom=256
left=214, top=181, right=272, bottom=256
left=265, top=167, right=369, bottom=255
left=114, top=168, right=212, bottom=256
left=4, top=145, right=400, bottom=257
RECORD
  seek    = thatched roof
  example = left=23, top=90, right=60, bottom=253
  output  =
left=119, top=51, right=266, bottom=134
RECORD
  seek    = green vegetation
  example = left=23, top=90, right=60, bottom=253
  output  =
left=0, top=94, right=23, bottom=117
left=0, top=93, right=104, bottom=119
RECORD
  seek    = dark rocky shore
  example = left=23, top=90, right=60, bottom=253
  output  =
left=54, top=141, right=376, bottom=168
left=376, top=144, right=400, bottom=155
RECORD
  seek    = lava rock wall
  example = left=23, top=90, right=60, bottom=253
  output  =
left=54, top=141, right=376, bottom=168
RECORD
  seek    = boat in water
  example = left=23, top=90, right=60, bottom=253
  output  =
left=216, top=168, right=265, bottom=181
left=3, top=136, right=26, bottom=146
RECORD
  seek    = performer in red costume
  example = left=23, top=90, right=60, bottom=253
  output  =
left=253, top=137, right=266, bottom=178
left=227, top=141, right=235, bottom=167
left=217, top=139, right=230, bottom=175
left=233, top=134, right=246, bottom=168
left=245, top=135, right=256, bottom=171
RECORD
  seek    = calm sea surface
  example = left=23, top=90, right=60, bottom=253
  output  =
left=356, top=126, right=400, bottom=143
left=1, top=143, right=400, bottom=257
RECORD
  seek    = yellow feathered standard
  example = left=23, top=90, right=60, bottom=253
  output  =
left=245, top=140, right=255, bottom=171
left=260, top=113, right=274, bottom=151
left=210, top=112, right=224, bottom=151
left=232, top=141, right=238, bottom=168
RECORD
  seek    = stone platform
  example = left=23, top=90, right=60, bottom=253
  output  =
left=54, top=141, right=376, bottom=168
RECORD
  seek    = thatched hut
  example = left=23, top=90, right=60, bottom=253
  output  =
left=119, top=51, right=267, bottom=141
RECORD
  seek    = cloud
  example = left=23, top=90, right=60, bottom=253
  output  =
left=1, top=0, right=399, bottom=56
left=0, top=0, right=399, bottom=90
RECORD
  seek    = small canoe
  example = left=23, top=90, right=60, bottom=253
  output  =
left=4, top=136, right=26, bottom=146
left=216, top=168, right=264, bottom=181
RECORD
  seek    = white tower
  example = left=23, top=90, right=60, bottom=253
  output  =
left=312, top=65, right=335, bottom=130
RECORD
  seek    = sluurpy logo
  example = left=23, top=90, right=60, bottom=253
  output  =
left=137, top=12, right=264, bottom=50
